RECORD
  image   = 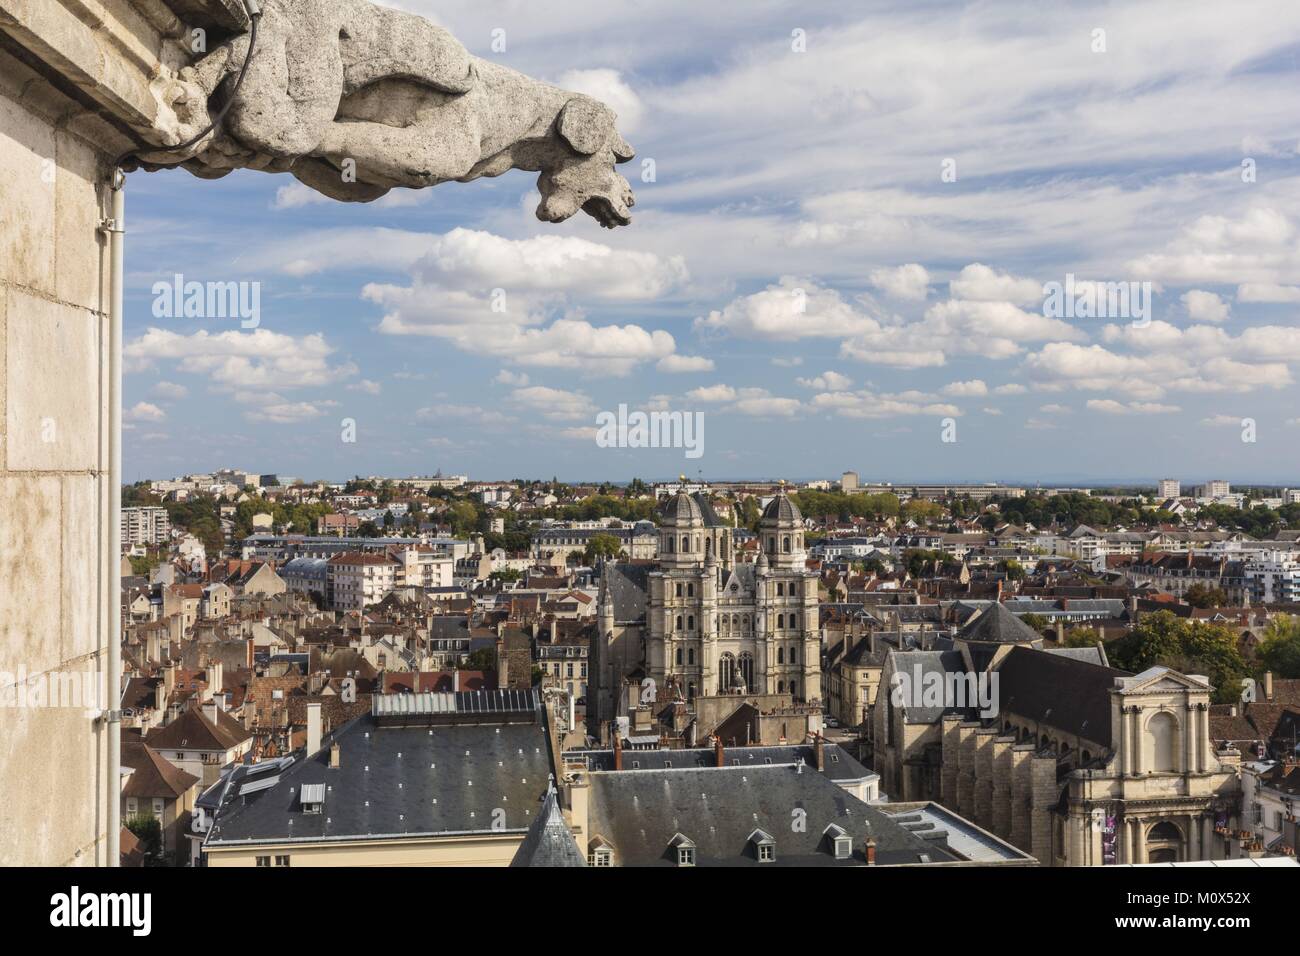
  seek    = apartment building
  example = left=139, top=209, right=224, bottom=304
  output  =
left=1244, top=551, right=1300, bottom=604
left=122, top=506, right=171, bottom=547
left=327, top=552, right=401, bottom=611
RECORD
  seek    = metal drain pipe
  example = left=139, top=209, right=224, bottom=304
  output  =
left=104, top=168, right=125, bottom=866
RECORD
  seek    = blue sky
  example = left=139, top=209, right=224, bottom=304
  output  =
left=123, top=0, right=1300, bottom=485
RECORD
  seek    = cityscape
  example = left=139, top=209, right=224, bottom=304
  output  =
left=0, top=0, right=1296, bottom=932
left=104, top=469, right=1300, bottom=868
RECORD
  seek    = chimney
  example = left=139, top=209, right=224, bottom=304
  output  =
left=714, top=735, right=725, bottom=768
left=814, top=734, right=825, bottom=772
left=329, top=740, right=340, bottom=769
left=550, top=618, right=557, bottom=643
left=163, top=660, right=176, bottom=701
left=495, top=637, right=509, bottom=689
left=205, top=660, right=223, bottom=701
left=613, top=730, right=623, bottom=771
left=306, top=701, right=322, bottom=757
left=452, top=668, right=460, bottom=693
left=202, top=700, right=218, bottom=727
left=865, top=839, right=877, bottom=866
left=1264, top=671, right=1274, bottom=702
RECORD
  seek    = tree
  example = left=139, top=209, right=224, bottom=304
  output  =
left=1258, top=614, right=1300, bottom=678
left=1003, top=559, right=1026, bottom=581
left=582, top=533, right=624, bottom=566
left=1108, top=611, right=1250, bottom=704
left=125, top=813, right=164, bottom=865
left=904, top=548, right=947, bottom=578
left=1019, top=613, right=1050, bottom=634
left=1185, top=583, right=1228, bottom=609
left=1062, top=626, right=1100, bottom=648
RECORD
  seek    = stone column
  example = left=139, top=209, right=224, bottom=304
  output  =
left=1131, top=706, right=1143, bottom=775
left=1135, top=817, right=1147, bottom=864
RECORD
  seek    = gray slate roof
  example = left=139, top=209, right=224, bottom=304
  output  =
left=509, top=786, right=586, bottom=867
left=567, top=742, right=874, bottom=784
left=995, top=646, right=1131, bottom=747
left=205, top=714, right=553, bottom=847
left=603, top=562, right=650, bottom=622
left=958, top=602, right=1042, bottom=644
left=586, top=764, right=960, bottom=866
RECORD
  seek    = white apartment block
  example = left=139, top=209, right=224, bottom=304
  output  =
left=1198, top=479, right=1231, bottom=499
left=1244, top=551, right=1300, bottom=604
left=122, top=506, right=170, bottom=547
left=1157, top=479, right=1180, bottom=500
left=327, top=552, right=400, bottom=611
left=398, top=547, right=455, bottom=589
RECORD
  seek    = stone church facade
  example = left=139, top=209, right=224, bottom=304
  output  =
left=592, top=487, right=821, bottom=732
left=873, top=625, right=1242, bottom=866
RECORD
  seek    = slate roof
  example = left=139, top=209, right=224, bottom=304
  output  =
left=205, top=713, right=553, bottom=846
left=658, top=491, right=703, bottom=526
left=567, top=742, right=874, bottom=784
left=889, top=650, right=969, bottom=724
left=585, top=764, right=960, bottom=866
left=603, top=562, right=650, bottom=622
left=761, top=492, right=802, bottom=526
left=509, top=787, right=586, bottom=867
left=994, top=646, right=1131, bottom=747
left=958, top=602, right=1042, bottom=644
left=691, top=493, right=726, bottom=528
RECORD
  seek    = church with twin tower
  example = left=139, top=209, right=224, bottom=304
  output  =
left=631, top=483, right=822, bottom=706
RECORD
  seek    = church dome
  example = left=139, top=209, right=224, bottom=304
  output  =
left=658, top=489, right=703, bottom=527
left=761, top=491, right=802, bottom=527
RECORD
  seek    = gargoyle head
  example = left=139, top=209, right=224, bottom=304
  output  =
left=537, top=95, right=636, bottom=229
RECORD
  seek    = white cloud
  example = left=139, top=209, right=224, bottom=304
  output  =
left=347, top=379, right=382, bottom=395
left=1237, top=283, right=1300, bottom=303
left=696, top=277, right=880, bottom=341
left=1087, top=399, right=1180, bottom=415
left=685, top=384, right=738, bottom=403
left=948, top=264, right=1041, bottom=306
left=796, top=371, right=853, bottom=391
left=869, top=264, right=930, bottom=301
left=125, top=328, right=356, bottom=391
left=509, top=386, right=596, bottom=421
left=494, top=370, right=531, bottom=386
left=126, top=401, right=166, bottom=422
left=245, top=401, right=336, bottom=424
left=1200, top=413, right=1243, bottom=427
left=657, top=354, right=715, bottom=373
left=150, top=381, right=188, bottom=400
left=1181, top=290, right=1229, bottom=323
left=363, top=228, right=688, bottom=373
left=941, top=379, right=987, bottom=397
left=1039, top=403, right=1071, bottom=414
left=554, top=68, right=645, bottom=133
left=993, top=383, right=1028, bottom=395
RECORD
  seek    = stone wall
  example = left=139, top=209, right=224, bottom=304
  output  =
left=0, top=39, right=115, bottom=866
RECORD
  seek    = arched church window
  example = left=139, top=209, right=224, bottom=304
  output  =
left=1148, top=712, right=1178, bottom=772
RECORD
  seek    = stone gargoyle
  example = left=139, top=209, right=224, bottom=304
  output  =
left=139, top=0, right=636, bottom=227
